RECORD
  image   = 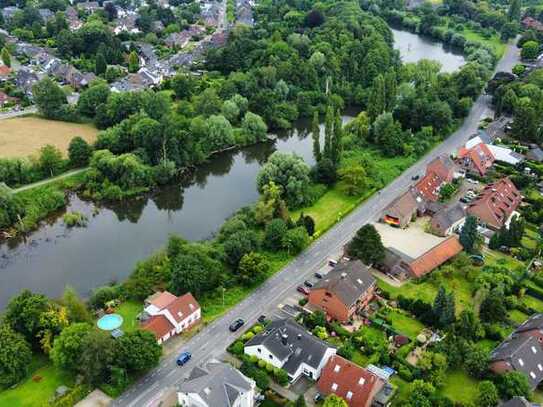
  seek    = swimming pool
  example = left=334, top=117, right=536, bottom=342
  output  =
left=97, top=314, right=123, bottom=331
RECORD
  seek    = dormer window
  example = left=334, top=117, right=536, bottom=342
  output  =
left=358, top=377, right=365, bottom=385
left=334, top=365, right=341, bottom=373
left=532, top=346, right=538, bottom=354
left=531, top=371, right=536, bottom=379
left=346, top=391, right=353, bottom=400
left=331, top=383, right=338, bottom=391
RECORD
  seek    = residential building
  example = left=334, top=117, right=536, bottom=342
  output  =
left=308, top=260, right=376, bottom=322
left=490, top=334, right=543, bottom=389
left=0, top=91, right=18, bottom=106
left=466, top=177, right=522, bottom=230
left=415, top=171, right=445, bottom=202
left=15, top=69, right=39, bottom=97
left=244, top=319, right=336, bottom=382
left=522, top=16, right=543, bottom=32
left=317, top=355, right=384, bottom=407
left=382, top=188, right=426, bottom=228
left=426, top=155, right=456, bottom=183
left=0, top=65, right=12, bottom=81
left=465, top=135, right=524, bottom=166
left=430, top=203, right=466, bottom=237
left=2, top=6, right=20, bottom=22
left=456, top=142, right=495, bottom=176
left=514, top=313, right=543, bottom=343
left=141, top=291, right=201, bottom=344
left=177, top=360, right=256, bottom=407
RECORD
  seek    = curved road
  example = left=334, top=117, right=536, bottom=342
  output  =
left=114, top=41, right=520, bottom=407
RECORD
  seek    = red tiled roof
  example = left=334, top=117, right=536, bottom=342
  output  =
left=166, top=293, right=200, bottom=323
left=147, top=291, right=178, bottom=309
left=467, top=177, right=522, bottom=229
left=317, top=355, right=384, bottom=407
left=409, top=236, right=463, bottom=278
left=0, top=65, right=11, bottom=76
left=415, top=171, right=443, bottom=202
left=142, top=315, right=174, bottom=340
left=427, top=156, right=455, bottom=183
left=458, top=143, right=495, bottom=175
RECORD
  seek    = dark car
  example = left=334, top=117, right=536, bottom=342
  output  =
left=297, top=286, right=310, bottom=295
left=176, top=351, right=191, bottom=366
left=411, top=175, right=420, bottom=181
left=229, top=318, right=245, bottom=332
left=314, top=272, right=324, bottom=279
left=257, top=315, right=266, bottom=324
left=304, top=280, right=314, bottom=288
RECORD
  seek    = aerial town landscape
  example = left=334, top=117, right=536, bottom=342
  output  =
left=0, top=0, right=543, bottom=405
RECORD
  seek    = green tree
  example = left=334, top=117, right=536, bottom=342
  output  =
left=221, top=99, right=240, bottom=123
left=237, top=252, right=270, bottom=286
left=508, top=0, right=521, bottom=21
left=241, top=112, right=267, bottom=143
left=256, top=152, right=311, bottom=208
left=459, top=215, right=479, bottom=253
left=432, top=286, right=455, bottom=327
left=68, top=136, right=92, bottom=167
left=50, top=322, right=92, bottom=371
left=95, top=50, right=107, bottom=75
left=477, top=380, right=499, bottom=407
left=405, top=380, right=436, bottom=407
left=205, top=115, right=235, bottom=152
left=497, top=371, right=531, bottom=400
left=368, top=74, right=386, bottom=121
left=128, top=50, right=139, bottom=73
left=255, top=181, right=289, bottom=224
left=77, top=83, right=111, bottom=117
left=79, top=330, right=115, bottom=385
left=338, top=163, right=366, bottom=196
left=297, top=213, right=315, bottom=236
left=521, top=41, right=539, bottom=60
left=114, top=330, right=161, bottom=372
left=4, top=289, right=49, bottom=346
left=282, top=226, right=309, bottom=254
left=1, top=47, right=11, bottom=67
left=480, top=288, right=508, bottom=323
left=372, top=112, right=405, bottom=156
left=453, top=310, right=484, bottom=340
left=347, top=224, right=385, bottom=265
left=464, top=344, right=489, bottom=378
left=311, top=111, right=321, bottom=162
left=223, top=230, right=260, bottom=266
left=0, top=323, right=32, bottom=388
left=384, top=70, right=397, bottom=111
left=62, top=286, right=91, bottom=323
left=32, top=78, right=67, bottom=119
left=323, top=105, right=334, bottom=159
left=294, top=395, right=307, bottom=407
left=0, top=185, right=25, bottom=229
left=39, top=145, right=64, bottom=177
left=512, top=97, right=539, bottom=142
left=322, top=394, right=348, bottom=407
left=264, top=218, right=288, bottom=251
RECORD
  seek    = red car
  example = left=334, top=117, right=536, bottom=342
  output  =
left=297, top=286, right=310, bottom=295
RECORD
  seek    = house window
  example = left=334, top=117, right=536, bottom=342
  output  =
left=258, top=348, right=261, bottom=353
left=331, top=383, right=338, bottom=391
left=325, top=292, right=332, bottom=298
left=269, top=354, right=273, bottom=360
left=539, top=364, right=543, bottom=371
left=358, top=377, right=365, bottom=385
left=346, top=391, right=353, bottom=400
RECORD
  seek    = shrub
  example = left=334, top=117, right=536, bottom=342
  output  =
left=258, top=359, right=266, bottom=368
left=229, top=341, right=244, bottom=355
left=63, top=211, right=88, bottom=227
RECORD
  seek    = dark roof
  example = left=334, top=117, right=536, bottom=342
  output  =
left=501, top=397, right=539, bottom=407
left=178, top=360, right=254, bottom=406
left=527, top=147, right=543, bottom=162
left=491, top=335, right=543, bottom=388
left=432, top=203, right=466, bottom=230
left=312, top=260, right=376, bottom=307
left=515, top=313, right=543, bottom=334
left=245, top=319, right=334, bottom=375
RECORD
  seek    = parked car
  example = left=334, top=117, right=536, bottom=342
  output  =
left=176, top=351, right=191, bottom=366
left=467, top=178, right=480, bottom=184
left=314, top=272, right=324, bottom=279
left=328, top=258, right=338, bottom=267
left=229, top=318, right=245, bottom=332
left=297, top=286, right=310, bottom=295
left=257, top=315, right=266, bottom=324
left=304, top=280, right=314, bottom=288
left=411, top=175, right=420, bottom=181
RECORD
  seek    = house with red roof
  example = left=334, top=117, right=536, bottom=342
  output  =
left=467, top=177, right=522, bottom=230
left=141, top=291, right=201, bottom=344
left=317, top=355, right=385, bottom=407
left=457, top=143, right=495, bottom=176
left=426, top=155, right=456, bottom=183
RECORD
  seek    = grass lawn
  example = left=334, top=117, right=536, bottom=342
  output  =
left=116, top=300, right=142, bottom=333
left=522, top=225, right=540, bottom=250
left=440, top=369, right=480, bottom=405
left=460, top=28, right=507, bottom=58
left=0, top=115, right=98, bottom=158
left=477, top=338, right=497, bottom=353
left=523, top=295, right=543, bottom=313
left=0, top=356, right=73, bottom=407
left=509, top=308, right=529, bottom=325
left=390, top=376, right=411, bottom=406
left=482, top=247, right=525, bottom=269
left=386, top=310, right=425, bottom=339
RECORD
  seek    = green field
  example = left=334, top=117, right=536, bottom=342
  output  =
left=461, top=29, right=507, bottom=58
left=523, top=295, right=543, bottom=313
left=0, top=356, right=73, bottom=407
left=509, top=308, right=529, bottom=324
left=440, top=369, right=480, bottom=405
left=386, top=310, right=425, bottom=339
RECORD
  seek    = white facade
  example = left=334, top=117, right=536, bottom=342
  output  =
left=244, top=344, right=287, bottom=369
left=289, top=347, right=336, bottom=380
left=178, top=389, right=254, bottom=407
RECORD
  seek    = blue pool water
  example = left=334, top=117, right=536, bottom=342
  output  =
left=97, top=314, right=123, bottom=331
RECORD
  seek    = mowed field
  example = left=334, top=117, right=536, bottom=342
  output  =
left=0, top=116, right=98, bottom=158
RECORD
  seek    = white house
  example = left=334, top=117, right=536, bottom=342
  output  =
left=141, top=291, right=201, bottom=344
left=244, top=319, right=336, bottom=382
left=178, top=360, right=256, bottom=407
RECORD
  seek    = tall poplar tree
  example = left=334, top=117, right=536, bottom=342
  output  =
left=368, top=74, right=386, bottom=121
left=323, top=105, right=334, bottom=158
left=311, top=111, right=321, bottom=162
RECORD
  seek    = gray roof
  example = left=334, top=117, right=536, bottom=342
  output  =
left=516, top=313, right=543, bottom=334
left=491, top=335, right=543, bottom=388
left=312, top=260, right=376, bottom=307
left=178, top=360, right=254, bottom=407
left=501, top=397, right=539, bottom=407
left=432, top=203, right=465, bottom=230
left=245, top=319, right=334, bottom=376
left=527, top=147, right=543, bottom=162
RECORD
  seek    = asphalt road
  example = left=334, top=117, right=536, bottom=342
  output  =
left=113, top=41, right=520, bottom=407
left=0, top=106, right=37, bottom=120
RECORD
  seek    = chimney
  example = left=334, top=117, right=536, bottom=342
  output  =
left=341, top=272, right=347, bottom=279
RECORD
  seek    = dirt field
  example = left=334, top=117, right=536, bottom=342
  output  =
left=0, top=116, right=98, bottom=158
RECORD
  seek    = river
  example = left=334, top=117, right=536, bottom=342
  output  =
left=0, top=30, right=467, bottom=308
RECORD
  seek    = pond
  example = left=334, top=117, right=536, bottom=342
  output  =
left=392, top=28, right=466, bottom=73
left=0, top=115, right=353, bottom=308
